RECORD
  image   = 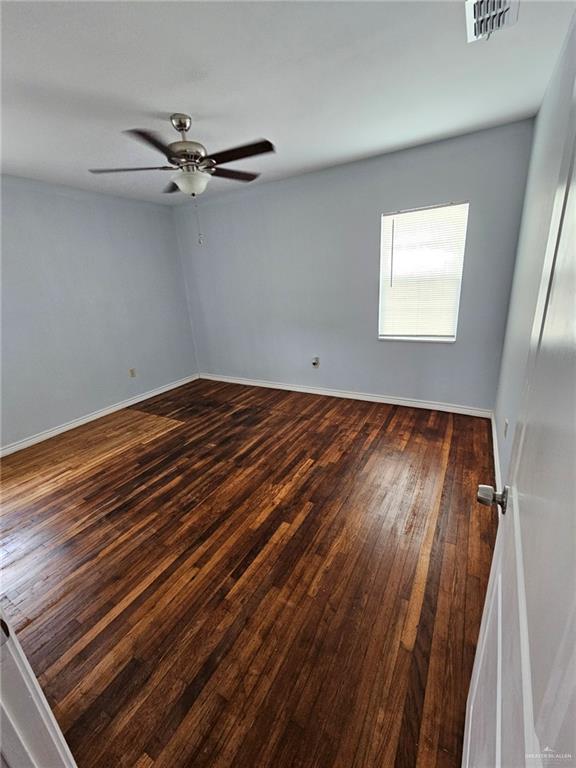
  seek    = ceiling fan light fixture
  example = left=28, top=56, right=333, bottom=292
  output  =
left=90, top=115, right=274, bottom=195
left=172, top=168, right=211, bottom=196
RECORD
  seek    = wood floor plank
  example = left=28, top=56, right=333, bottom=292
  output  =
left=0, top=379, right=497, bottom=767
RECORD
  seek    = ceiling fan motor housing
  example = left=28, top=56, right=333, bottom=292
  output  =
left=169, top=140, right=208, bottom=164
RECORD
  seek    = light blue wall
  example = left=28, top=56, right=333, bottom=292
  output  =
left=494, top=19, right=576, bottom=481
left=173, top=120, right=533, bottom=411
left=1, top=176, right=197, bottom=448
left=0, top=116, right=541, bottom=451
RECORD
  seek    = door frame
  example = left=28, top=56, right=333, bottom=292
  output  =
left=0, top=610, right=77, bottom=768
left=462, top=85, right=576, bottom=768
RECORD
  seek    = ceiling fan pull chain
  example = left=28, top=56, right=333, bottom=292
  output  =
left=195, top=203, right=205, bottom=246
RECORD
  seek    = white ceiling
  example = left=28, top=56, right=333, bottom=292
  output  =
left=2, top=1, right=574, bottom=205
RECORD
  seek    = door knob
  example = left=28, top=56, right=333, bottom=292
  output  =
left=477, top=484, right=509, bottom=514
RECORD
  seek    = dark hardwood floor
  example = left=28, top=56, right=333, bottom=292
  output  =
left=1, top=379, right=497, bottom=768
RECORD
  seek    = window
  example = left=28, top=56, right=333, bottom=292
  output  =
left=378, top=202, right=469, bottom=342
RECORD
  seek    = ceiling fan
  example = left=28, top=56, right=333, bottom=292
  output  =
left=89, top=113, right=275, bottom=196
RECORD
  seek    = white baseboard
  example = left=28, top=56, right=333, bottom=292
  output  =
left=1, top=375, right=199, bottom=457
left=2, top=372, right=496, bottom=458
left=199, top=372, right=493, bottom=419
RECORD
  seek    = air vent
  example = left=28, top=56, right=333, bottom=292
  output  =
left=465, top=0, right=519, bottom=42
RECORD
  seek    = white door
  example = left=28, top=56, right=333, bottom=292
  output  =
left=0, top=610, right=77, bottom=768
left=463, top=107, right=576, bottom=765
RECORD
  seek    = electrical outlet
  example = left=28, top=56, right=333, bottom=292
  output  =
left=504, top=419, right=509, bottom=439
left=129, top=368, right=136, bottom=378
left=312, top=357, right=320, bottom=368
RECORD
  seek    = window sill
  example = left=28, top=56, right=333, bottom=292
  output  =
left=377, top=335, right=456, bottom=344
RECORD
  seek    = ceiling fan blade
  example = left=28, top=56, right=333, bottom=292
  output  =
left=211, top=167, right=259, bottom=182
left=124, top=129, right=174, bottom=159
left=207, top=140, right=274, bottom=166
left=89, top=166, right=173, bottom=174
left=163, top=182, right=179, bottom=193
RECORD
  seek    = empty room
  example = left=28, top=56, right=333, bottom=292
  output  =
left=1, top=2, right=575, bottom=767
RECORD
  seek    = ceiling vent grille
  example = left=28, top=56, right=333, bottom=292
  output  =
left=465, top=0, right=520, bottom=42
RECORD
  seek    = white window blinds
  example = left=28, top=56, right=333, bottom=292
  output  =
left=378, top=202, right=469, bottom=342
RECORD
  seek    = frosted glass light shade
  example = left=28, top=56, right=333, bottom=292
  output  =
left=173, top=169, right=210, bottom=196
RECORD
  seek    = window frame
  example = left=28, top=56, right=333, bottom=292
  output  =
left=377, top=201, right=469, bottom=344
